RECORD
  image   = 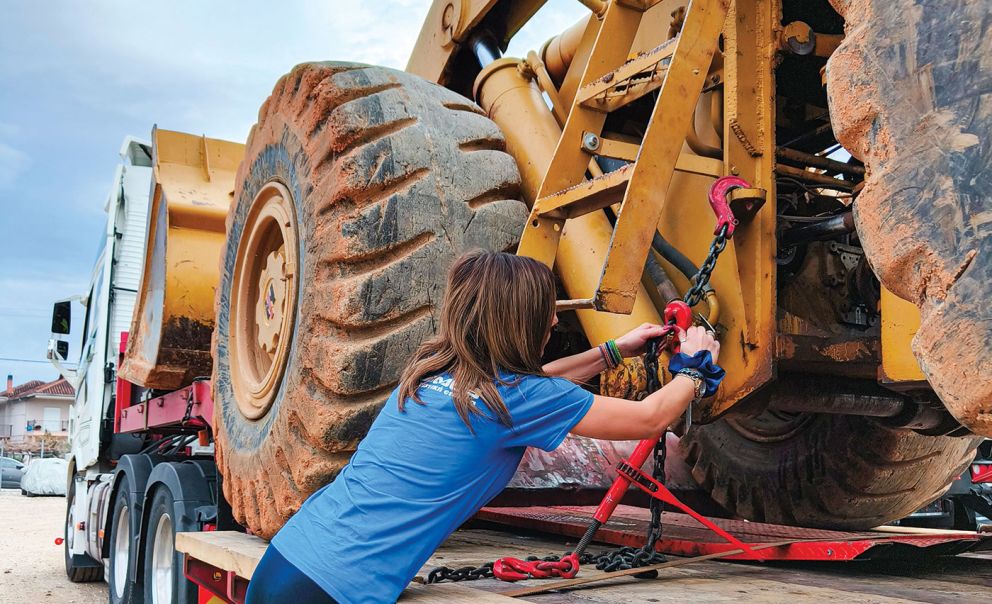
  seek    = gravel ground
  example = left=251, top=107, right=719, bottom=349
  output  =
left=0, top=488, right=106, bottom=603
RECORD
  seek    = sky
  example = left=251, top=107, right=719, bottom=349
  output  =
left=0, top=1, right=585, bottom=386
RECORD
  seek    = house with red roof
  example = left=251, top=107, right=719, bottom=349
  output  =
left=0, top=374, right=75, bottom=453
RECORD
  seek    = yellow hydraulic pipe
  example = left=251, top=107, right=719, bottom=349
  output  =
left=540, top=15, right=591, bottom=86
left=474, top=59, right=662, bottom=345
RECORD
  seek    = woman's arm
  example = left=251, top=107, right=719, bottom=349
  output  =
left=570, top=327, right=720, bottom=440
left=543, top=323, right=673, bottom=382
left=570, top=378, right=696, bottom=440
left=541, top=347, right=608, bottom=382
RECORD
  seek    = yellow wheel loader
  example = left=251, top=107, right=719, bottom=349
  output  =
left=112, top=0, right=989, bottom=543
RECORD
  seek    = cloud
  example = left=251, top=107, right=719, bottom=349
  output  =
left=0, top=141, right=29, bottom=189
left=0, top=269, right=88, bottom=383
left=0, top=0, right=588, bottom=384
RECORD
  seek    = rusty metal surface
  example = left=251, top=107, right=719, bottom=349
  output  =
left=776, top=333, right=879, bottom=379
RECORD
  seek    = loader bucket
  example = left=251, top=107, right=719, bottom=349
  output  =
left=118, top=128, right=245, bottom=390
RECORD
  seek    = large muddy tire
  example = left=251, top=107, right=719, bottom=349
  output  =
left=680, top=378, right=980, bottom=529
left=212, top=62, right=527, bottom=538
left=826, top=0, right=992, bottom=435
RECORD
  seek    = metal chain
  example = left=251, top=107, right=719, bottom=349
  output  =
left=426, top=563, right=494, bottom=583
left=684, top=224, right=729, bottom=307
left=426, top=546, right=667, bottom=584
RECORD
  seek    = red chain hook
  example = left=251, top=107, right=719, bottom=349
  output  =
left=658, top=299, right=693, bottom=353
left=707, top=175, right=749, bottom=238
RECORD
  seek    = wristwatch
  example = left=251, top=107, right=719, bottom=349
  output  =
left=675, top=369, right=706, bottom=404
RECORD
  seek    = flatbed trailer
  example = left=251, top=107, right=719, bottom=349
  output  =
left=176, top=508, right=992, bottom=603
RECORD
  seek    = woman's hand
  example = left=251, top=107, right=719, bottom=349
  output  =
left=678, top=325, right=720, bottom=363
left=614, top=323, right=672, bottom=358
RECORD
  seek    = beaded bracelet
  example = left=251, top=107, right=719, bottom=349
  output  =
left=597, top=343, right=614, bottom=369
left=598, top=339, right=623, bottom=369
left=606, top=340, right=623, bottom=366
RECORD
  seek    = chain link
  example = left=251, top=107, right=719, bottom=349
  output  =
left=684, top=224, right=729, bottom=307
left=426, top=562, right=494, bottom=583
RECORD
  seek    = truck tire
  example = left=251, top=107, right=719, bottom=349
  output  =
left=826, top=0, right=992, bottom=436
left=212, top=62, right=526, bottom=538
left=109, top=475, right=143, bottom=604
left=142, top=487, right=197, bottom=604
left=680, top=379, right=980, bottom=529
left=64, top=479, right=102, bottom=582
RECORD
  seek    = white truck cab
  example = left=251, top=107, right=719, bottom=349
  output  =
left=49, top=136, right=153, bottom=581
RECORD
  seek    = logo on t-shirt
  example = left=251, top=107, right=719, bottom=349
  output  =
left=421, top=375, right=481, bottom=402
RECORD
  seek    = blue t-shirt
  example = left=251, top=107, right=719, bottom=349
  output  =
left=271, top=372, right=594, bottom=603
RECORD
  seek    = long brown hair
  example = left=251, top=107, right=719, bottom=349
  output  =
left=396, top=250, right=557, bottom=428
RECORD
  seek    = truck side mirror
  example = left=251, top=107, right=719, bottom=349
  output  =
left=47, top=338, right=69, bottom=361
left=51, top=301, right=71, bottom=334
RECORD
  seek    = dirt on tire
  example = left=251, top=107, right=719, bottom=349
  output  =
left=826, top=0, right=992, bottom=436
left=212, top=62, right=527, bottom=538
left=680, top=376, right=981, bottom=529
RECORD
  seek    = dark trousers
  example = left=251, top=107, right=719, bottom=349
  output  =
left=246, top=545, right=338, bottom=603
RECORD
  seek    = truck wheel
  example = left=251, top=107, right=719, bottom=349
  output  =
left=64, top=479, right=102, bottom=582
left=212, top=61, right=526, bottom=538
left=142, top=487, right=197, bottom=604
left=680, top=380, right=980, bottom=529
left=109, top=475, right=143, bottom=604
left=826, top=0, right=992, bottom=435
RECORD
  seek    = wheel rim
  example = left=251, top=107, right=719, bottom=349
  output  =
left=113, top=505, right=130, bottom=598
left=151, top=512, right=174, bottom=604
left=726, top=409, right=815, bottom=443
left=229, top=181, right=299, bottom=420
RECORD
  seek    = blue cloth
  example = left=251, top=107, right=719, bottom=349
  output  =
left=272, top=372, right=594, bottom=604
left=668, top=351, right=725, bottom=397
left=246, top=544, right=337, bottom=603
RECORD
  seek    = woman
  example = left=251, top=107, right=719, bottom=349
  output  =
left=246, top=250, right=723, bottom=603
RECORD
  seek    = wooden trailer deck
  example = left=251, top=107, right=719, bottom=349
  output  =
left=177, top=518, right=992, bottom=603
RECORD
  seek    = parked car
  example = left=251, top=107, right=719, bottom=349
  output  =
left=20, top=458, right=67, bottom=496
left=1, top=456, right=25, bottom=489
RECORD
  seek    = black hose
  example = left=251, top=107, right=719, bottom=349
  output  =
left=652, top=232, right=713, bottom=293
left=644, top=250, right=680, bottom=302
left=780, top=212, right=854, bottom=246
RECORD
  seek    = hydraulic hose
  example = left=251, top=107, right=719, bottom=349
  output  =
left=652, top=232, right=701, bottom=284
